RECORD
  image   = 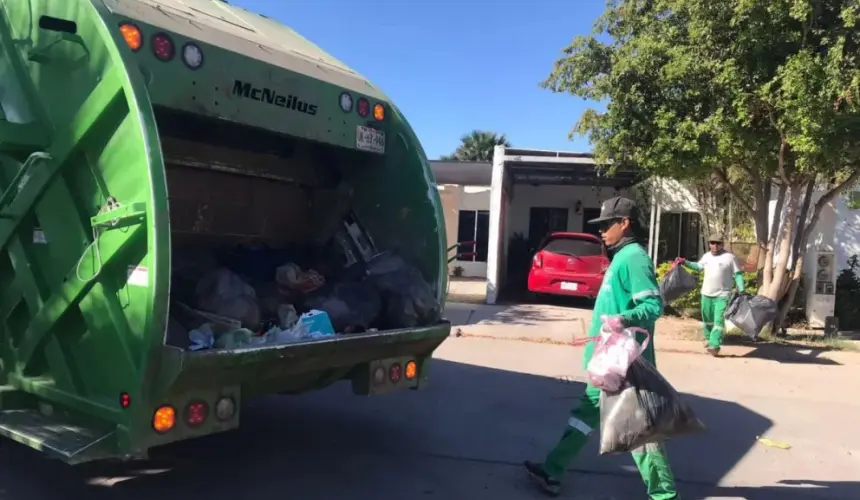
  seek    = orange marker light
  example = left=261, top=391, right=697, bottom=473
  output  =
left=152, top=405, right=176, bottom=433
left=119, top=23, right=142, bottom=52
left=373, top=103, right=385, bottom=121
left=405, top=360, right=418, bottom=380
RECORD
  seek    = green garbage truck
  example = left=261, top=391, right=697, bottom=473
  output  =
left=0, top=0, right=450, bottom=463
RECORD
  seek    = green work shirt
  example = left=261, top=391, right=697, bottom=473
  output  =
left=582, top=242, right=663, bottom=368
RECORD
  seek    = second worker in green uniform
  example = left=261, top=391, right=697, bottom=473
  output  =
left=675, top=234, right=745, bottom=356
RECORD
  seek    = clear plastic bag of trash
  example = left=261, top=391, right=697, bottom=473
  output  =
left=659, top=265, right=699, bottom=304
left=725, top=292, right=778, bottom=339
left=195, top=268, right=261, bottom=328
left=304, top=281, right=382, bottom=333
left=598, top=357, right=706, bottom=455
left=587, top=323, right=650, bottom=393
left=366, top=251, right=441, bottom=328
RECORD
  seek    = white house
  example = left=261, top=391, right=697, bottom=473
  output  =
left=769, top=189, right=860, bottom=327
left=432, top=147, right=704, bottom=304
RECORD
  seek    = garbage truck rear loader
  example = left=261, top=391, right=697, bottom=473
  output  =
left=0, top=0, right=449, bottom=463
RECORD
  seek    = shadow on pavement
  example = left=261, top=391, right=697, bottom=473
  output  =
left=0, top=360, right=851, bottom=499
left=720, top=337, right=843, bottom=366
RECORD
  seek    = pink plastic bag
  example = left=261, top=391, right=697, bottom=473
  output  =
left=574, top=315, right=650, bottom=393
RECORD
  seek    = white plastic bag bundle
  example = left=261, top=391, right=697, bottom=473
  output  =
left=585, top=316, right=650, bottom=393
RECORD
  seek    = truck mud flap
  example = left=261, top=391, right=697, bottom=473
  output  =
left=162, top=322, right=451, bottom=394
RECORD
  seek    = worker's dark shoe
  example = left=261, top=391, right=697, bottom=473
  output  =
left=707, top=346, right=720, bottom=357
left=524, top=460, right=561, bottom=497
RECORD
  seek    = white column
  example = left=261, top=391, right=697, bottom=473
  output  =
left=653, top=178, right=663, bottom=266
left=485, top=145, right=506, bottom=304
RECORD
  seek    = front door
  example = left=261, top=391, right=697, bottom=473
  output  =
left=528, top=207, right=569, bottom=252
left=581, top=208, right=602, bottom=238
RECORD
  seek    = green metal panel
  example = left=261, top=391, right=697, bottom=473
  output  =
left=0, top=0, right=449, bottom=462
left=0, top=0, right=172, bottom=459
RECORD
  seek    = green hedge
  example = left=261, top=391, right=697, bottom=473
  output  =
left=655, top=261, right=759, bottom=319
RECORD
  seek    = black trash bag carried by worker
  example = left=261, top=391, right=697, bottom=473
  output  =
left=366, top=251, right=441, bottom=328
left=659, top=265, right=699, bottom=304
left=724, top=292, right=778, bottom=339
left=598, top=357, right=706, bottom=455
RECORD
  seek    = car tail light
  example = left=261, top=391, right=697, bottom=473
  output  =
left=389, top=362, right=402, bottom=383
left=152, top=32, right=175, bottom=62
left=405, top=360, right=418, bottom=380
left=152, top=405, right=176, bottom=433
left=373, top=103, right=385, bottom=121
left=119, top=23, right=142, bottom=52
left=533, top=252, right=543, bottom=268
left=357, top=98, right=370, bottom=118
left=185, top=401, right=209, bottom=427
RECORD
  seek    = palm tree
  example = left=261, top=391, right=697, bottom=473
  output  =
left=439, top=130, right=511, bottom=162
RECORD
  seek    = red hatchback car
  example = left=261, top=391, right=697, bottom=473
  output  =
left=527, top=232, right=610, bottom=300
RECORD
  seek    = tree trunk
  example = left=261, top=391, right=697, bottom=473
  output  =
left=791, top=180, right=815, bottom=260
left=761, top=184, right=787, bottom=293
left=764, top=184, right=801, bottom=300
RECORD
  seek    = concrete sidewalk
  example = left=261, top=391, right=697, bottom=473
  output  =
left=444, top=301, right=860, bottom=365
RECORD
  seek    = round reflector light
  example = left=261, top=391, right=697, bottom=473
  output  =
left=119, top=23, right=142, bottom=52
left=185, top=401, right=209, bottom=427
left=389, top=363, right=402, bottom=383
left=120, top=392, right=131, bottom=408
left=339, top=92, right=354, bottom=113
left=405, top=360, right=418, bottom=380
left=373, top=366, right=386, bottom=385
left=151, top=33, right=175, bottom=62
left=182, top=42, right=204, bottom=69
left=356, top=98, right=370, bottom=118
left=152, top=405, right=176, bottom=433
left=373, top=103, right=385, bottom=121
left=215, top=397, right=236, bottom=421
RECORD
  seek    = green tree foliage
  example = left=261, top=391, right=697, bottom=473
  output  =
left=440, top=130, right=511, bottom=162
left=545, top=0, right=860, bottom=328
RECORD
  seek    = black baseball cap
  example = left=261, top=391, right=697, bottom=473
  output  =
left=588, top=196, right=639, bottom=224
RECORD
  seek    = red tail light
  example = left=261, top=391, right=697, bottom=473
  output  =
left=533, top=252, right=543, bottom=268
left=185, top=401, right=209, bottom=427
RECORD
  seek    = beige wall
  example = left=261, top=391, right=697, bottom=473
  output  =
left=437, top=184, right=491, bottom=278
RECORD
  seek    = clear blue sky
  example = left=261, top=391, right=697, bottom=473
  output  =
left=232, top=0, right=605, bottom=159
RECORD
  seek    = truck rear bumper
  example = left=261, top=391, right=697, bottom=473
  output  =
left=164, top=321, right=451, bottom=394
left=133, top=322, right=450, bottom=453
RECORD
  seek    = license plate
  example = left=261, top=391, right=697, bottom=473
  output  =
left=560, top=282, right=578, bottom=291
left=356, top=125, right=386, bottom=154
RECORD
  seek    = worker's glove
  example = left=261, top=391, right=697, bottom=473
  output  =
left=673, top=257, right=686, bottom=267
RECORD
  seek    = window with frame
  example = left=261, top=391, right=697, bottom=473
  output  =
left=456, top=210, right=489, bottom=262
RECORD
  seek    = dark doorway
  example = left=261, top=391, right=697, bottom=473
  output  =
left=581, top=208, right=602, bottom=238
left=528, top=207, right=569, bottom=252
left=658, top=212, right=702, bottom=263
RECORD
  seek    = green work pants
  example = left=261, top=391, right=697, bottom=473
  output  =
left=701, top=295, right=729, bottom=349
left=543, top=346, right=679, bottom=499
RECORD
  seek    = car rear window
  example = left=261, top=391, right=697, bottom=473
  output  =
left=541, top=237, right=603, bottom=257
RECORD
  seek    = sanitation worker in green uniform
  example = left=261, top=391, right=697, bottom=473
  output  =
left=524, top=196, right=679, bottom=499
left=675, top=234, right=745, bottom=356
